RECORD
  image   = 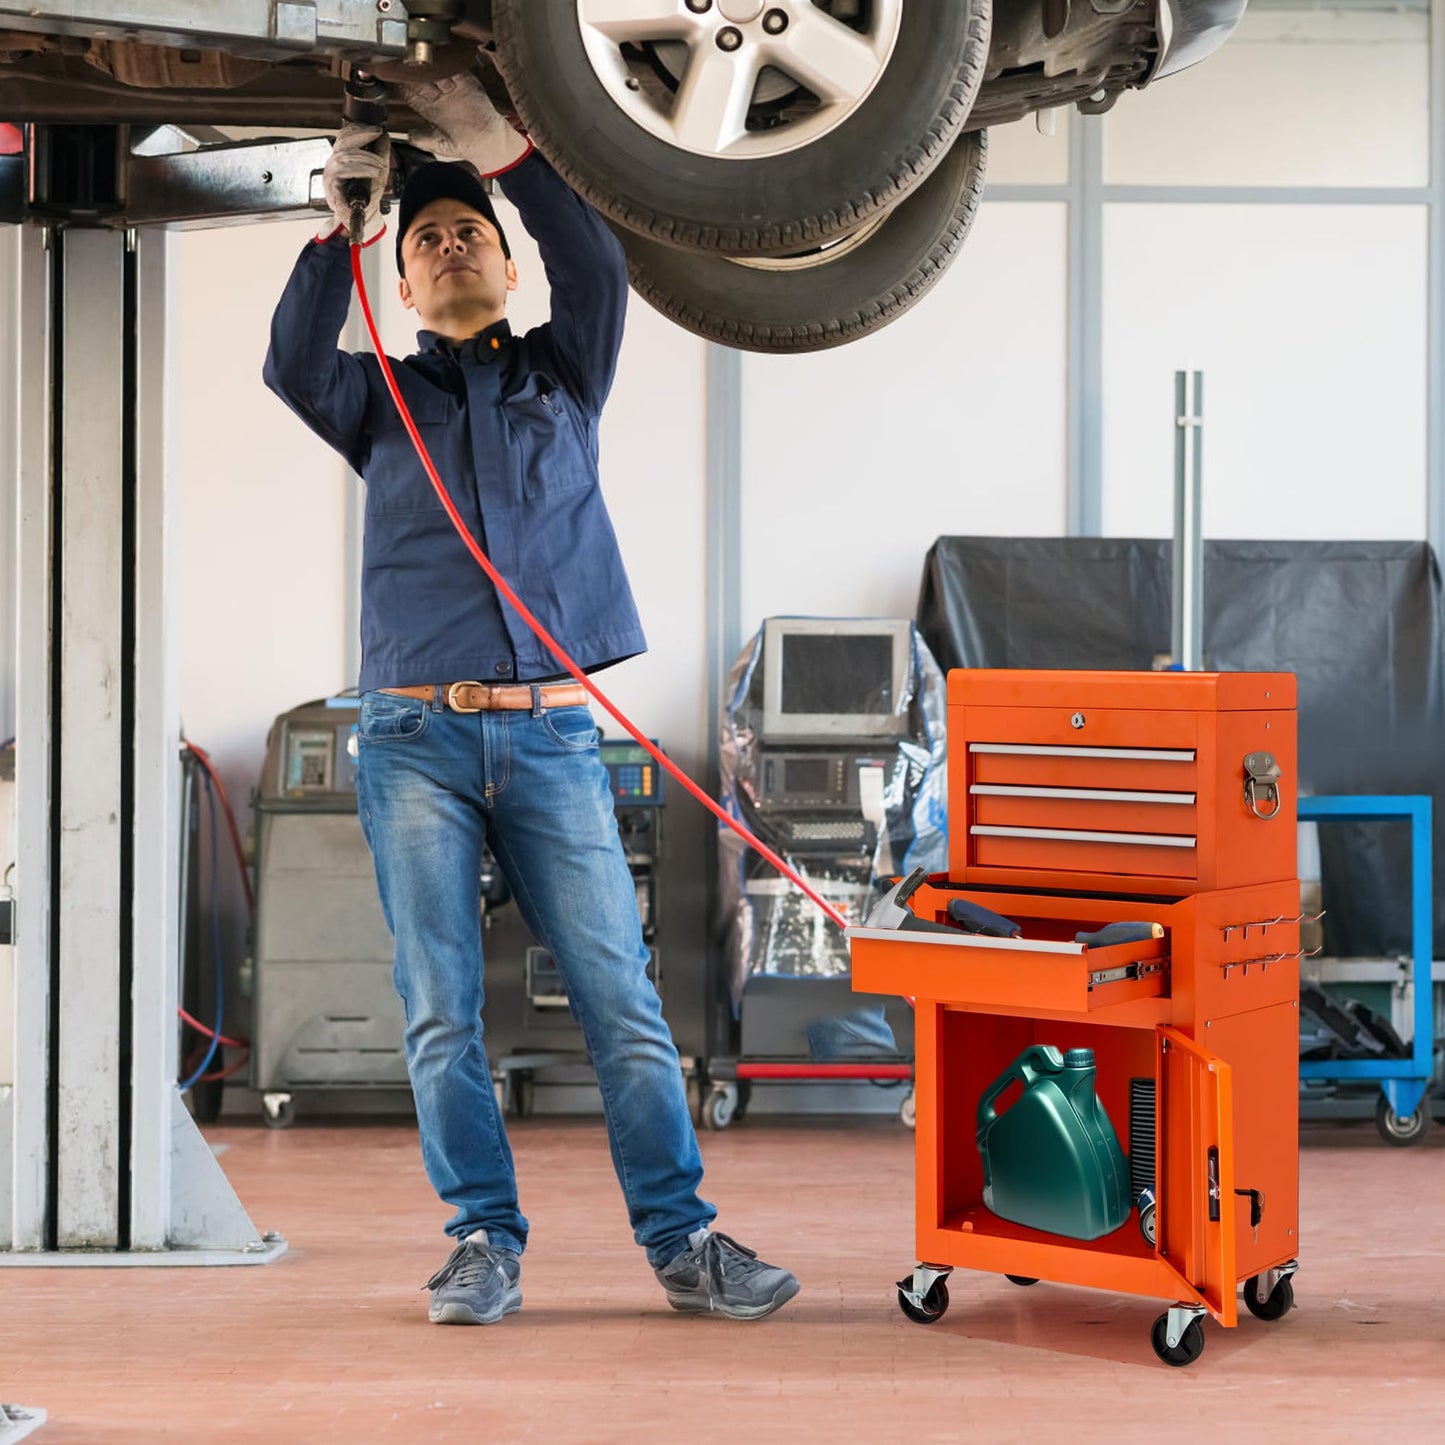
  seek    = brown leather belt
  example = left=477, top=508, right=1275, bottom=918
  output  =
left=381, top=681, right=588, bottom=713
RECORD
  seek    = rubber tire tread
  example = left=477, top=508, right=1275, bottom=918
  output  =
left=491, top=0, right=993, bottom=255
left=616, top=128, right=986, bottom=354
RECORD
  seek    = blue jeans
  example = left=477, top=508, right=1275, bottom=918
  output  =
left=355, top=689, right=715, bottom=1267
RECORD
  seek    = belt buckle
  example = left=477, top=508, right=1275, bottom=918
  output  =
left=446, top=681, right=486, bottom=714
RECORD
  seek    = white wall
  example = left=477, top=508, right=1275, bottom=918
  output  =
left=172, top=218, right=352, bottom=797
left=1101, top=203, right=1429, bottom=540
left=1106, top=7, right=1430, bottom=187
left=739, top=200, right=1070, bottom=628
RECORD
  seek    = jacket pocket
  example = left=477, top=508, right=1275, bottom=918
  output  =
left=503, top=371, right=590, bottom=498
left=366, top=385, right=457, bottom=514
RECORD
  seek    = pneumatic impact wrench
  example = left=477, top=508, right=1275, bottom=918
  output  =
left=341, top=70, right=390, bottom=244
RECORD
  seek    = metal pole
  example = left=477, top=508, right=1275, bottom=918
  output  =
left=1172, top=370, right=1204, bottom=671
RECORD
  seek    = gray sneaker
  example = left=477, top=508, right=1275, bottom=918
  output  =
left=655, top=1231, right=800, bottom=1321
left=424, top=1233, right=522, bottom=1326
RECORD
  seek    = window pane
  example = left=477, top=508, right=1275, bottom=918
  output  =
left=1105, top=4, right=1429, bottom=187
left=741, top=203, right=1069, bottom=624
left=1101, top=204, right=1427, bottom=541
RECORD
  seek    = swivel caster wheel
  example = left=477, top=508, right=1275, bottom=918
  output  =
left=899, top=1089, right=916, bottom=1130
left=1376, top=1094, right=1430, bottom=1147
left=262, top=1093, right=295, bottom=1130
left=1150, top=1310, right=1206, bottom=1367
left=704, top=1084, right=738, bottom=1130
left=897, top=1274, right=950, bottom=1324
left=1243, top=1267, right=1297, bottom=1321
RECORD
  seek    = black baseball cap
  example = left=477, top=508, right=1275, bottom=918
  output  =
left=395, top=160, right=511, bottom=274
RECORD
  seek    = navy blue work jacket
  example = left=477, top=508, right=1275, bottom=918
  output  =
left=262, top=153, right=646, bottom=693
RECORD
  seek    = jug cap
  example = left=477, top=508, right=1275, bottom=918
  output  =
left=1063, top=1048, right=1094, bottom=1067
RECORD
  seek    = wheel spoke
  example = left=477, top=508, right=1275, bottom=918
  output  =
left=669, top=43, right=760, bottom=155
left=765, top=4, right=885, bottom=105
left=579, top=0, right=701, bottom=45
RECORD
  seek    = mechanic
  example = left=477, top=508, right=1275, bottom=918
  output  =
left=262, top=74, right=799, bottom=1327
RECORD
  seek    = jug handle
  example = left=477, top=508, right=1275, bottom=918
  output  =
left=975, top=1045, right=1065, bottom=1157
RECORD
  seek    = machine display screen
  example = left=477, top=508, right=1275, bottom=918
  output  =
left=600, top=739, right=663, bottom=804
left=783, top=756, right=832, bottom=795
left=285, top=730, right=334, bottom=793
left=779, top=634, right=894, bottom=715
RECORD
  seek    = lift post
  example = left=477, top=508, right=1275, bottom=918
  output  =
left=0, top=124, right=337, bottom=1264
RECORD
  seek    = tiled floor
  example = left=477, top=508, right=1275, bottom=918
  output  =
left=5, top=1117, right=1443, bottom=1443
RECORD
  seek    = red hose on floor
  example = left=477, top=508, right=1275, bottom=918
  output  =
left=349, top=243, right=849, bottom=933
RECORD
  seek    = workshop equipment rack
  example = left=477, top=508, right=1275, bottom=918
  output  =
left=849, top=669, right=1303, bottom=1366
left=1297, top=794, right=1436, bottom=1144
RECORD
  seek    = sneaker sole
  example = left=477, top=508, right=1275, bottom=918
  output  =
left=664, top=1276, right=801, bottom=1321
left=429, top=1287, right=523, bottom=1326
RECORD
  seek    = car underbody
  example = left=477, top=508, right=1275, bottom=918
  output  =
left=0, top=1, right=1168, bottom=130
left=0, top=0, right=1245, bottom=352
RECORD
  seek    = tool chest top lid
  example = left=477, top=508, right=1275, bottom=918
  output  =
left=946, top=669, right=1296, bottom=711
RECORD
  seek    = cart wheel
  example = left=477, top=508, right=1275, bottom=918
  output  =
left=262, top=1096, right=295, bottom=1130
left=704, top=1086, right=737, bottom=1131
left=1004, top=1274, right=1038, bottom=1287
left=1376, top=1094, right=1430, bottom=1147
left=897, top=1277, right=950, bottom=1324
left=899, top=1090, right=916, bottom=1130
left=1243, top=1274, right=1295, bottom=1321
left=1150, top=1313, right=1206, bottom=1367
left=733, top=1081, right=752, bottom=1122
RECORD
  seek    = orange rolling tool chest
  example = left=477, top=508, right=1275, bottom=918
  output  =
left=849, top=670, right=1304, bottom=1367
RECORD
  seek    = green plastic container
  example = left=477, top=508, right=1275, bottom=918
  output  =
left=977, top=1045, right=1131, bottom=1241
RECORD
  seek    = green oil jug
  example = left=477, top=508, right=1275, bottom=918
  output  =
left=977, top=1045, right=1131, bottom=1241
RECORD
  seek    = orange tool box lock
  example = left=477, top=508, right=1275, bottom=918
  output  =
left=848, top=670, right=1303, bottom=1367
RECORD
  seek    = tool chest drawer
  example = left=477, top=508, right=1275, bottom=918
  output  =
left=847, top=915, right=1169, bottom=1016
left=948, top=671, right=1297, bottom=893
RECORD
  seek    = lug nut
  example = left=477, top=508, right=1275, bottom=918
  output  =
left=763, top=8, right=788, bottom=33
left=717, top=26, right=743, bottom=51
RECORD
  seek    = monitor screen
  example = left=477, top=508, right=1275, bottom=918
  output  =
left=759, top=618, right=912, bottom=741
left=779, top=634, right=894, bottom=716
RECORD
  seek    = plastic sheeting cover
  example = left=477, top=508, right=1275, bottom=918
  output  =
left=718, top=618, right=948, bottom=1009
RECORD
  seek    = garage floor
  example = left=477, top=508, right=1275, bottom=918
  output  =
left=7, top=1117, right=1444, bottom=1443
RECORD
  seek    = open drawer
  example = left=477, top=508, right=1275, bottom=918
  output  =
left=847, top=924, right=1168, bottom=1014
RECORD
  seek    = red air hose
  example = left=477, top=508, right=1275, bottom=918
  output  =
left=348, top=243, right=849, bottom=933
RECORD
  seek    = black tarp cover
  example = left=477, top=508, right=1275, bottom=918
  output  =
left=917, top=538, right=1445, bottom=957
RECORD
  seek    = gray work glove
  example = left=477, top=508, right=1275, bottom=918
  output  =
left=395, top=73, right=531, bottom=177
left=321, top=122, right=391, bottom=239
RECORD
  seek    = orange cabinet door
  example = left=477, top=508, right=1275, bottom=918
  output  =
left=1156, top=1027, right=1239, bottom=1327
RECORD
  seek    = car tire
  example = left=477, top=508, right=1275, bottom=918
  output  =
left=616, top=128, right=987, bottom=353
left=491, top=0, right=992, bottom=254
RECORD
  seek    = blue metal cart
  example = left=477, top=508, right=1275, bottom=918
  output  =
left=1298, top=794, right=1436, bottom=1145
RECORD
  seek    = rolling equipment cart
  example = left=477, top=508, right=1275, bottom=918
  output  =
left=850, top=669, right=1303, bottom=1366
left=1297, top=793, right=1435, bottom=1145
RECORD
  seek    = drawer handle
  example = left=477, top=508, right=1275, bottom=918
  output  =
left=845, top=925, right=1084, bottom=954
left=970, top=784, right=1196, bottom=805
left=971, top=824, right=1197, bottom=849
left=970, top=743, right=1196, bottom=762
